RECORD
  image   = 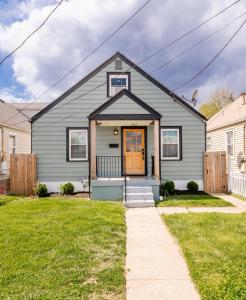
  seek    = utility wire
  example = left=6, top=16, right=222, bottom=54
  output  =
left=2, top=0, right=153, bottom=125
left=0, top=0, right=64, bottom=65
left=150, top=12, right=246, bottom=74
left=173, top=17, right=246, bottom=91
left=6, top=1, right=242, bottom=128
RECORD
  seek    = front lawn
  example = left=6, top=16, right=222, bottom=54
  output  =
left=164, top=213, right=246, bottom=300
left=158, top=194, right=232, bottom=207
left=0, top=195, right=20, bottom=206
left=0, top=197, right=126, bottom=300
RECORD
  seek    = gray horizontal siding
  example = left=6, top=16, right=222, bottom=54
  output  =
left=32, top=58, right=205, bottom=183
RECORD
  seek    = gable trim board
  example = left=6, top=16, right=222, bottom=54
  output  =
left=31, top=52, right=206, bottom=123
left=89, top=89, right=162, bottom=120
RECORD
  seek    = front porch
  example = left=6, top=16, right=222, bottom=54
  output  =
left=88, top=89, right=162, bottom=204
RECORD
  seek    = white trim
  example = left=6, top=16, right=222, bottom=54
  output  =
left=207, top=136, right=212, bottom=151
left=69, top=129, right=88, bottom=161
left=173, top=180, right=204, bottom=191
left=8, top=133, right=17, bottom=158
left=42, top=181, right=89, bottom=193
left=225, top=129, right=234, bottom=159
left=161, top=128, right=180, bottom=160
left=109, top=74, right=128, bottom=97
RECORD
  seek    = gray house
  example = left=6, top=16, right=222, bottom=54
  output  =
left=31, top=52, right=206, bottom=206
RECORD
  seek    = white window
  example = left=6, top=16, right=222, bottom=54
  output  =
left=161, top=128, right=181, bottom=160
left=225, top=130, right=234, bottom=157
left=68, top=129, right=88, bottom=161
left=207, top=136, right=212, bottom=151
left=9, top=135, right=16, bottom=156
left=108, top=74, right=129, bottom=97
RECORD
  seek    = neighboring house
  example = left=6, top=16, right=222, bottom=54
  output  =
left=12, top=102, right=48, bottom=118
left=31, top=52, right=206, bottom=203
left=207, top=93, right=246, bottom=173
left=0, top=100, right=31, bottom=178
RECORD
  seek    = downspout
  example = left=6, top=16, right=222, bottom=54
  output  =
left=0, top=126, right=5, bottom=163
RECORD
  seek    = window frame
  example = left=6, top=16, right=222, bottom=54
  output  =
left=225, top=129, right=234, bottom=158
left=66, top=127, right=88, bottom=162
left=160, top=126, right=182, bottom=161
left=107, top=72, right=131, bottom=97
left=9, top=133, right=17, bottom=158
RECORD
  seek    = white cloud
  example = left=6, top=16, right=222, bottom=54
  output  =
left=0, top=0, right=245, bottom=104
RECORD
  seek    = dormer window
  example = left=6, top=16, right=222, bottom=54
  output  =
left=107, top=72, right=130, bottom=97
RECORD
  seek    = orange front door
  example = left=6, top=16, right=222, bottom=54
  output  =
left=123, top=128, right=145, bottom=175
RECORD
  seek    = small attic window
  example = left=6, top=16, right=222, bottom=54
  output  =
left=115, top=58, right=122, bottom=70
left=107, top=72, right=130, bottom=97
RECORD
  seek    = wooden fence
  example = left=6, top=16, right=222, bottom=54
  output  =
left=204, top=151, right=227, bottom=193
left=10, top=154, right=37, bottom=196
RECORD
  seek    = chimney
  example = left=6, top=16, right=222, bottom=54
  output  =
left=241, top=92, right=246, bottom=105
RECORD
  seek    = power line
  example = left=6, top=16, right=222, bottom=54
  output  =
left=6, top=1, right=242, bottom=128
left=2, top=0, right=153, bottom=125
left=0, top=0, right=64, bottom=65
left=173, top=17, right=246, bottom=91
left=135, top=0, right=242, bottom=67
left=150, top=12, right=246, bottom=74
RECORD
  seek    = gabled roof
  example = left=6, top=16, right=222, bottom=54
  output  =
left=12, top=102, right=48, bottom=118
left=32, top=52, right=207, bottom=122
left=0, top=100, right=30, bottom=132
left=88, top=89, right=162, bottom=120
left=207, top=93, right=246, bottom=132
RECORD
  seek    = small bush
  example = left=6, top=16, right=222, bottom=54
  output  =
left=35, top=182, right=47, bottom=198
left=187, top=181, right=199, bottom=193
left=160, top=180, right=175, bottom=196
left=59, top=182, right=74, bottom=195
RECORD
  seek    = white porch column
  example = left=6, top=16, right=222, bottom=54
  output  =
left=90, top=120, right=97, bottom=179
left=154, top=120, right=160, bottom=179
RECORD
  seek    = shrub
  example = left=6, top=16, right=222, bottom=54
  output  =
left=187, top=181, right=199, bottom=193
left=160, top=180, right=175, bottom=196
left=35, top=182, right=47, bottom=198
left=59, top=182, right=74, bottom=195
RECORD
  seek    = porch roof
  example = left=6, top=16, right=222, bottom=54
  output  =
left=88, top=89, right=162, bottom=121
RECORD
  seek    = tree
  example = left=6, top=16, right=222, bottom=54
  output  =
left=199, top=88, right=234, bottom=119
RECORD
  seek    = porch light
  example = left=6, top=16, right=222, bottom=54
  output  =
left=113, top=128, right=118, bottom=136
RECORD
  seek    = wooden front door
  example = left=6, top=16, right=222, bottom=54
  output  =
left=123, top=128, right=146, bottom=175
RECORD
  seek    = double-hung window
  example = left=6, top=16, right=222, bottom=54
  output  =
left=225, top=130, right=234, bottom=157
left=108, top=73, right=129, bottom=97
left=9, top=135, right=16, bottom=157
left=68, top=128, right=88, bottom=161
left=161, top=128, right=181, bottom=160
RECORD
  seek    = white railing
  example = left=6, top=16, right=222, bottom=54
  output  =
left=228, top=172, right=246, bottom=198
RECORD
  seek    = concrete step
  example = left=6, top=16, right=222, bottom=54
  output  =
left=124, top=186, right=153, bottom=193
left=124, top=200, right=155, bottom=208
left=123, top=193, right=154, bottom=201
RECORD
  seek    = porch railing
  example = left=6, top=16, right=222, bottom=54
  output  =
left=151, top=155, right=155, bottom=177
left=96, top=156, right=121, bottom=177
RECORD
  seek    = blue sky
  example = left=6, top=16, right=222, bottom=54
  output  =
left=0, top=0, right=245, bottom=105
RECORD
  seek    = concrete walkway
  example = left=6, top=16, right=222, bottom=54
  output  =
left=126, top=208, right=200, bottom=300
left=125, top=194, right=245, bottom=300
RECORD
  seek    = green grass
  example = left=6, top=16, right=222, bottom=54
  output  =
left=0, top=195, right=21, bottom=206
left=163, top=213, right=246, bottom=300
left=157, top=194, right=232, bottom=207
left=0, top=197, right=126, bottom=300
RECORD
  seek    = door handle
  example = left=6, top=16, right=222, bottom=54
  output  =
left=142, top=149, right=144, bottom=160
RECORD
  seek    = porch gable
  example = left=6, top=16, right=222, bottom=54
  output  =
left=88, top=89, right=161, bottom=120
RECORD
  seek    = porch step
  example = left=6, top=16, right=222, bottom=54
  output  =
left=124, top=200, right=155, bottom=208
left=123, top=185, right=155, bottom=208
